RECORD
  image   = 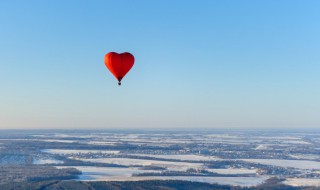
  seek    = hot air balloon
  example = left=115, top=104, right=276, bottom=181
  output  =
left=104, top=52, right=135, bottom=85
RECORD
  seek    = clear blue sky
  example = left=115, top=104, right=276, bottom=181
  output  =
left=0, top=0, right=319, bottom=129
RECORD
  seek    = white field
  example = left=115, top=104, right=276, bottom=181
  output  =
left=281, top=140, right=311, bottom=145
left=0, top=138, right=74, bottom=143
left=87, top=141, right=118, bottom=145
left=283, top=178, right=320, bottom=187
left=130, top=154, right=221, bottom=161
left=56, top=166, right=266, bottom=187
left=207, top=168, right=257, bottom=175
left=290, top=154, right=320, bottom=160
left=205, top=134, right=242, bottom=139
left=39, top=139, right=76, bottom=143
left=113, top=138, right=253, bottom=145
left=52, top=134, right=73, bottom=138
left=255, top=145, right=268, bottom=150
left=74, top=158, right=204, bottom=171
left=204, top=135, right=311, bottom=145
left=241, top=159, right=320, bottom=170
left=33, top=158, right=64, bottom=164
left=247, top=136, right=302, bottom=140
left=52, top=134, right=103, bottom=138
left=42, top=149, right=120, bottom=155
left=31, top=135, right=47, bottom=137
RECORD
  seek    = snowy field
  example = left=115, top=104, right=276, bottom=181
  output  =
left=42, top=149, right=120, bottom=155
left=290, top=154, right=320, bottom=160
left=2, top=130, right=320, bottom=187
left=56, top=166, right=266, bottom=187
left=33, top=158, right=64, bottom=165
left=130, top=154, right=222, bottom=161
left=207, top=168, right=257, bottom=175
left=38, top=139, right=76, bottom=143
left=74, top=158, right=203, bottom=171
left=283, top=178, right=320, bottom=187
left=86, top=141, right=118, bottom=145
left=241, top=159, right=320, bottom=170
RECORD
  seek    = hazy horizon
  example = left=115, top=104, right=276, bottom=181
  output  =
left=1, top=1, right=319, bottom=129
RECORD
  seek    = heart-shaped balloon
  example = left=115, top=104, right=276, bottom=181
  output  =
left=104, top=52, right=135, bottom=85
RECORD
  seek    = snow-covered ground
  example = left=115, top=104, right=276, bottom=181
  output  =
left=56, top=166, right=266, bottom=187
left=42, top=149, right=120, bottom=155
left=33, top=158, right=64, bottom=164
left=241, top=159, right=320, bottom=170
left=130, top=154, right=222, bottom=161
left=38, top=139, right=76, bottom=143
left=86, top=141, right=118, bottom=145
left=283, top=178, right=320, bottom=187
left=290, top=154, right=320, bottom=160
left=74, top=158, right=204, bottom=171
left=207, top=168, right=258, bottom=175
left=281, top=140, right=311, bottom=145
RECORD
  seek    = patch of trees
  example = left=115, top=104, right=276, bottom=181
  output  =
left=0, top=180, right=249, bottom=190
left=52, top=156, right=128, bottom=168
left=0, top=179, right=313, bottom=190
left=0, top=166, right=81, bottom=185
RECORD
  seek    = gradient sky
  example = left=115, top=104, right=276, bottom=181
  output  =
left=0, top=0, right=319, bottom=129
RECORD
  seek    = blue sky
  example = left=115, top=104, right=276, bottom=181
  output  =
left=0, top=0, right=319, bottom=129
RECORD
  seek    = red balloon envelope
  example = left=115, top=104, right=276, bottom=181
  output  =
left=104, top=52, right=135, bottom=85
